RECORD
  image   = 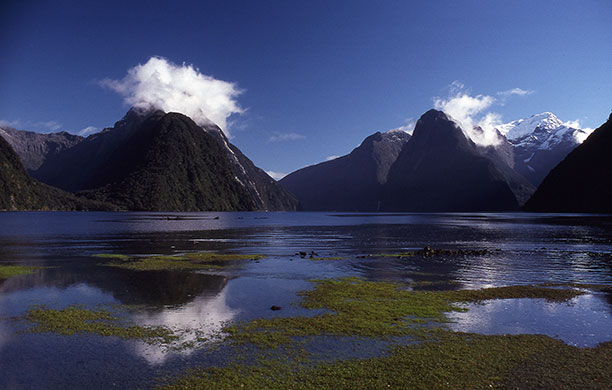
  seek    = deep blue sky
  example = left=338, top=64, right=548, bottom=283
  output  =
left=1, top=0, right=611, bottom=176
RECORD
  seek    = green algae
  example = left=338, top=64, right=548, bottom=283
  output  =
left=91, top=253, right=130, bottom=260
left=0, top=264, right=43, bottom=279
left=161, top=278, right=606, bottom=389
left=105, top=256, right=226, bottom=271
left=159, top=332, right=612, bottom=389
left=96, top=252, right=265, bottom=271
left=309, top=256, right=344, bottom=261
left=22, top=305, right=179, bottom=344
left=224, top=277, right=586, bottom=347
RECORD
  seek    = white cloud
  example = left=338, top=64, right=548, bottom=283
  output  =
left=498, top=88, right=534, bottom=97
left=325, top=155, right=340, bottom=161
left=0, top=119, right=62, bottom=132
left=563, top=119, right=593, bottom=143
left=268, top=132, right=305, bottom=142
left=0, top=119, right=20, bottom=128
left=78, top=126, right=99, bottom=136
left=266, top=171, right=287, bottom=180
left=100, top=56, right=243, bottom=137
left=389, top=118, right=416, bottom=135
left=432, top=82, right=533, bottom=147
left=433, top=87, right=501, bottom=146
left=34, top=121, right=62, bottom=132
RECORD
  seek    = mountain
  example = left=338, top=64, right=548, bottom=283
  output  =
left=279, top=130, right=410, bottom=211
left=0, top=126, right=83, bottom=172
left=0, top=135, right=113, bottom=211
left=200, top=122, right=300, bottom=211
left=524, top=113, right=612, bottom=213
left=34, top=109, right=298, bottom=211
left=497, top=112, right=592, bottom=186
left=383, top=109, right=534, bottom=212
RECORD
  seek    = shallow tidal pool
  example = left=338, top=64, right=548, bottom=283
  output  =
left=1, top=211, right=612, bottom=388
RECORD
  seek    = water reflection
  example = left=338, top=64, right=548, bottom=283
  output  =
left=0, top=265, right=228, bottom=308
left=131, top=288, right=237, bottom=364
left=447, top=293, right=612, bottom=347
left=1, top=212, right=612, bottom=388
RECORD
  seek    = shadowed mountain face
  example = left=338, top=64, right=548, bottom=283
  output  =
left=383, top=110, right=529, bottom=212
left=0, top=135, right=112, bottom=211
left=525, top=113, right=612, bottom=213
left=202, top=123, right=299, bottom=211
left=0, top=127, right=83, bottom=172
left=280, top=130, right=410, bottom=211
left=33, top=109, right=297, bottom=211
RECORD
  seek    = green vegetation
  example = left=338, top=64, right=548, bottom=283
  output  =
left=224, top=277, right=585, bottom=347
left=91, top=253, right=130, bottom=261
left=0, top=264, right=42, bottom=279
left=97, top=252, right=265, bottom=271
left=22, top=305, right=178, bottom=344
left=159, top=333, right=612, bottom=389
left=309, top=256, right=344, bottom=261
left=77, top=113, right=258, bottom=211
left=160, top=278, right=606, bottom=389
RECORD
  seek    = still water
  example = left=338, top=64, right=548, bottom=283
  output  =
left=1, top=212, right=612, bottom=389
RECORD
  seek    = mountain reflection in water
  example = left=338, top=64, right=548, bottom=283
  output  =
left=1, top=212, right=612, bottom=389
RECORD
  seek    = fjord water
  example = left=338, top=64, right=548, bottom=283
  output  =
left=1, top=212, right=612, bottom=389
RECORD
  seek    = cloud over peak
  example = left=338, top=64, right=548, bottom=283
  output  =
left=433, top=82, right=534, bottom=147
left=100, top=56, right=243, bottom=137
left=268, top=132, right=306, bottom=142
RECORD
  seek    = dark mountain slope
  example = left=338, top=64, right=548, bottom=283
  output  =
left=203, top=124, right=299, bottom=211
left=0, top=126, right=83, bottom=172
left=32, top=109, right=160, bottom=192
left=280, top=130, right=410, bottom=211
left=524, top=113, right=612, bottom=213
left=383, top=110, right=527, bottom=212
left=76, top=112, right=258, bottom=211
left=34, top=109, right=297, bottom=211
left=0, top=135, right=113, bottom=211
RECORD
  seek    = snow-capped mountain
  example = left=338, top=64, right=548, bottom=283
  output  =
left=496, top=112, right=593, bottom=186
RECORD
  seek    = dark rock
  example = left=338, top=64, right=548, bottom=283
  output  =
left=0, top=136, right=114, bottom=211
left=524, top=112, right=612, bottom=213
left=0, top=126, right=83, bottom=172
left=270, top=305, right=282, bottom=311
left=383, top=110, right=531, bottom=211
left=280, top=130, right=410, bottom=211
left=33, top=109, right=299, bottom=211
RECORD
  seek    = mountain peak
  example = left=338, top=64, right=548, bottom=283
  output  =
left=409, top=109, right=468, bottom=148
left=497, top=112, right=567, bottom=141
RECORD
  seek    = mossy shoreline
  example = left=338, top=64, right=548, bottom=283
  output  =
left=0, top=264, right=43, bottom=280
left=224, top=277, right=588, bottom=347
left=93, top=252, right=265, bottom=271
left=159, top=277, right=609, bottom=389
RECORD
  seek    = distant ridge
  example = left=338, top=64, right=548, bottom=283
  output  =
left=0, top=126, right=82, bottom=172
left=524, top=113, right=612, bottom=213
left=280, top=130, right=410, bottom=211
left=0, top=135, right=113, bottom=211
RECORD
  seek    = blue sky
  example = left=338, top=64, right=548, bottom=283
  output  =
left=1, top=0, right=611, bottom=177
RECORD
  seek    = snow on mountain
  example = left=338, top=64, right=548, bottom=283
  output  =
left=497, top=112, right=592, bottom=146
left=496, top=112, right=594, bottom=186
